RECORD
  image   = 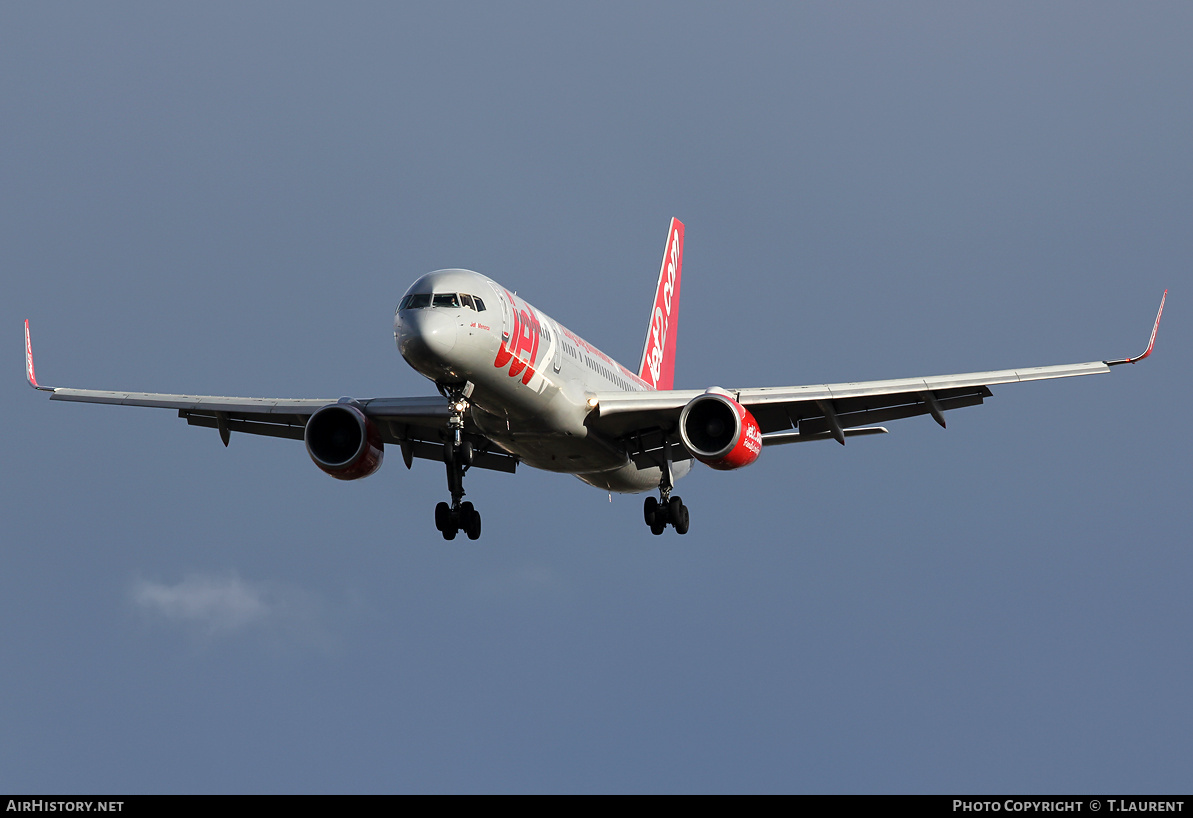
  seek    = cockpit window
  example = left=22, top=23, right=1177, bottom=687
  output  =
left=401, top=292, right=484, bottom=310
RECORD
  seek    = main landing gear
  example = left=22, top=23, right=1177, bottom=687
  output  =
left=435, top=498, right=480, bottom=541
left=643, top=487, right=689, bottom=535
left=434, top=387, right=482, bottom=541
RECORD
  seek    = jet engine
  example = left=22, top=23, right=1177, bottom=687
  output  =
left=678, top=389, right=762, bottom=470
left=304, top=403, right=384, bottom=480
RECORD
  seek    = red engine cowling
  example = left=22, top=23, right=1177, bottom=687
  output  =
left=304, top=403, right=384, bottom=480
left=678, top=390, right=762, bottom=470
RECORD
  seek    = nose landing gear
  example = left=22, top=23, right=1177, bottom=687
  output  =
left=435, top=387, right=482, bottom=541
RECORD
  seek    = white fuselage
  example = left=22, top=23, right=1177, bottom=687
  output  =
left=393, top=269, right=690, bottom=492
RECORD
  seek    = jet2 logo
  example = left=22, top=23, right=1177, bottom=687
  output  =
left=494, top=290, right=541, bottom=386
left=25, top=322, right=35, bottom=384
left=645, top=228, right=681, bottom=386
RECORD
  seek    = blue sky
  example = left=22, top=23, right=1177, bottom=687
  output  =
left=3, top=2, right=1190, bottom=793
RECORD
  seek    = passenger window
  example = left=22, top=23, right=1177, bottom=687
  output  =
left=461, top=294, right=475, bottom=310
left=433, top=293, right=460, bottom=308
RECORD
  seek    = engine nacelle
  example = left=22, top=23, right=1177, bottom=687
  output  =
left=678, top=389, right=762, bottom=470
left=304, top=403, right=384, bottom=480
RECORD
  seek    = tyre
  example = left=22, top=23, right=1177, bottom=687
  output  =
left=668, top=496, right=684, bottom=526
left=674, top=503, right=690, bottom=535
left=434, top=501, right=450, bottom=532
left=643, top=496, right=658, bottom=526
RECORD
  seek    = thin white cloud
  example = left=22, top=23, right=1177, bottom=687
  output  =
left=132, top=572, right=315, bottom=636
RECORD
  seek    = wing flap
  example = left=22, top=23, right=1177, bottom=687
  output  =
left=763, top=426, right=889, bottom=446
left=183, top=412, right=307, bottom=441
left=401, top=437, right=518, bottom=474
left=794, top=389, right=988, bottom=436
left=360, top=395, right=451, bottom=419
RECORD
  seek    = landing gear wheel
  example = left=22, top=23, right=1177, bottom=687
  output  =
left=643, top=488, right=692, bottom=535
left=461, top=502, right=482, bottom=540
left=643, top=496, right=658, bottom=526
left=667, top=496, right=683, bottom=523
left=435, top=501, right=451, bottom=532
left=673, top=500, right=690, bottom=535
left=458, top=441, right=474, bottom=468
left=441, top=521, right=458, bottom=540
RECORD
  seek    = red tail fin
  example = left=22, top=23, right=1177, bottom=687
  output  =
left=637, top=218, right=684, bottom=390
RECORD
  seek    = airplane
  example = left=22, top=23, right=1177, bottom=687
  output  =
left=25, top=218, right=1165, bottom=540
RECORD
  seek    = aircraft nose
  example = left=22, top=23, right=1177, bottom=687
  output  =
left=396, top=308, right=458, bottom=368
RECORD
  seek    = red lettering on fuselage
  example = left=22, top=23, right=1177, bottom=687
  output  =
left=494, top=291, right=541, bottom=385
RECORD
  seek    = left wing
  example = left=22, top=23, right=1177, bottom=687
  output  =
left=590, top=291, right=1166, bottom=467
left=24, top=321, right=517, bottom=473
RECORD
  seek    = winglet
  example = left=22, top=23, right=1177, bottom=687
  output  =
left=1106, top=289, right=1166, bottom=366
left=637, top=218, right=684, bottom=390
left=24, top=320, right=53, bottom=391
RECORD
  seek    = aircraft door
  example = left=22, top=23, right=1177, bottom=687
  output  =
left=550, top=319, right=562, bottom=373
left=490, top=282, right=512, bottom=343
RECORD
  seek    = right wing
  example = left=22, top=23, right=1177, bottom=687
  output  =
left=588, top=291, right=1165, bottom=467
left=592, top=359, right=1104, bottom=455
left=24, top=321, right=517, bottom=473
